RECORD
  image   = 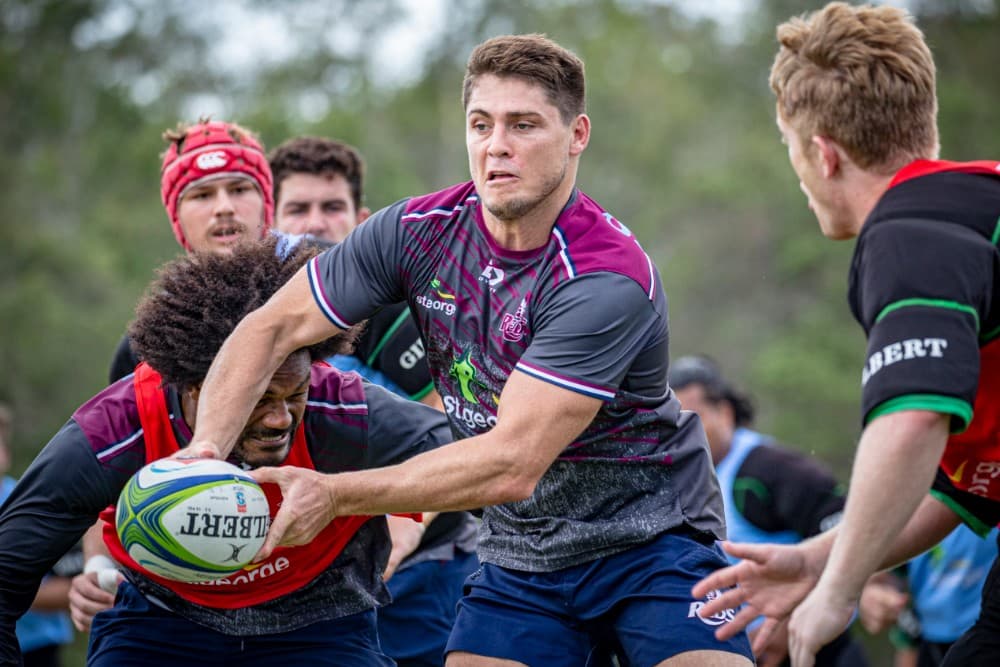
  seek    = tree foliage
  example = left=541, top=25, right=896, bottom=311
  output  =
left=3, top=0, right=998, bottom=499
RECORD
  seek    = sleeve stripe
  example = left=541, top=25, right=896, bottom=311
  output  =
left=306, top=400, right=368, bottom=414
left=364, top=308, right=412, bottom=367
left=929, top=488, right=992, bottom=537
left=514, top=362, right=616, bottom=400
left=307, top=256, right=353, bottom=329
left=96, top=428, right=144, bottom=462
left=866, top=394, right=973, bottom=433
left=409, top=382, right=436, bottom=402
left=875, top=298, right=979, bottom=331
left=991, top=216, right=1000, bottom=245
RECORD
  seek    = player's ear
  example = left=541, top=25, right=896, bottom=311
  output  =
left=812, top=135, right=841, bottom=179
left=357, top=207, right=371, bottom=224
left=180, top=384, right=202, bottom=429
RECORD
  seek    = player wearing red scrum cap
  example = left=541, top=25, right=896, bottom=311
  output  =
left=159, top=118, right=275, bottom=254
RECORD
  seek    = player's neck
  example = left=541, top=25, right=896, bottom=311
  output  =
left=845, top=169, right=895, bottom=236
left=482, top=182, right=575, bottom=252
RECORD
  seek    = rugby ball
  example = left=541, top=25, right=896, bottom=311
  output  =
left=116, top=458, right=270, bottom=582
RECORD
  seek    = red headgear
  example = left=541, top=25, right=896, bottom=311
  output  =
left=160, top=121, right=274, bottom=251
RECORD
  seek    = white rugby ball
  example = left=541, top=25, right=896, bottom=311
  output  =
left=115, top=458, right=270, bottom=582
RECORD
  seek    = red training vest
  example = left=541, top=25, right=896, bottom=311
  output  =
left=99, top=362, right=374, bottom=608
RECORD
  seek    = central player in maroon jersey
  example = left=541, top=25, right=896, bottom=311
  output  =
left=187, top=34, right=752, bottom=666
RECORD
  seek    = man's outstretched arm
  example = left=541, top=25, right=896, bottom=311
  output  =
left=188, top=266, right=342, bottom=459
left=251, top=369, right=603, bottom=560
left=694, top=413, right=958, bottom=644
left=787, top=410, right=949, bottom=667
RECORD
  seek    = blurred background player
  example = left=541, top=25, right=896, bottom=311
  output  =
left=669, top=355, right=869, bottom=667
left=0, top=403, right=77, bottom=667
left=107, top=118, right=274, bottom=382
left=859, top=524, right=998, bottom=667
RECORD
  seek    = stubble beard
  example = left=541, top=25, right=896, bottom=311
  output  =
left=484, top=161, right=568, bottom=222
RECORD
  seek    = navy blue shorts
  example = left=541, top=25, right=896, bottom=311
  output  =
left=378, top=550, right=479, bottom=666
left=87, top=581, right=394, bottom=666
left=446, top=531, right=752, bottom=666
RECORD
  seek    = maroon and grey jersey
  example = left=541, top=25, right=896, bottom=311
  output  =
left=309, top=181, right=724, bottom=571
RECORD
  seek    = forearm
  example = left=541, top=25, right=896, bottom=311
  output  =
left=31, top=577, right=71, bottom=611
left=194, top=267, right=341, bottom=458
left=880, top=493, right=961, bottom=569
left=82, top=521, right=109, bottom=561
left=819, top=411, right=949, bottom=599
left=331, top=432, right=539, bottom=516
left=194, top=311, right=292, bottom=457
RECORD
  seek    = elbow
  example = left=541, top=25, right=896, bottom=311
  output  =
left=487, top=461, right=543, bottom=504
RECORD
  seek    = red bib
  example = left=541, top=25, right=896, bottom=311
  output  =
left=100, top=362, right=374, bottom=608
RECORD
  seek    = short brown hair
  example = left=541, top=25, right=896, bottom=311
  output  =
left=268, top=136, right=366, bottom=211
left=770, top=2, right=938, bottom=171
left=463, top=34, right=586, bottom=124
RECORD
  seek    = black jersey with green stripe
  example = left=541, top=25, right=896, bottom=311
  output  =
left=847, top=159, right=1000, bottom=532
left=353, top=301, right=435, bottom=400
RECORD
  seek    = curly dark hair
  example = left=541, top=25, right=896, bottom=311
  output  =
left=129, top=236, right=358, bottom=389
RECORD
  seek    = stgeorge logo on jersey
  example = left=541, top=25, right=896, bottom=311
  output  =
left=195, top=150, right=229, bottom=170
left=443, top=395, right=497, bottom=431
left=500, top=298, right=529, bottom=343
left=415, top=277, right=457, bottom=316
left=194, top=556, right=291, bottom=587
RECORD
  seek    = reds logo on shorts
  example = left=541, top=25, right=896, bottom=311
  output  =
left=688, top=589, right=737, bottom=626
left=195, top=150, right=229, bottom=171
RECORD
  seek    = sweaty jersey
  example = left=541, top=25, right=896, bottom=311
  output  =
left=309, top=181, right=724, bottom=571
left=0, top=365, right=451, bottom=660
left=848, top=160, right=1000, bottom=534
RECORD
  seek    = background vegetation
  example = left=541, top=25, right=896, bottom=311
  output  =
left=2, top=0, right=998, bottom=663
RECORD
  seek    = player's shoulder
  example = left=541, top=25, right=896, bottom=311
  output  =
left=72, top=375, right=142, bottom=454
left=741, top=439, right=837, bottom=485
left=306, top=362, right=370, bottom=416
left=552, top=190, right=657, bottom=298
left=401, top=181, right=478, bottom=221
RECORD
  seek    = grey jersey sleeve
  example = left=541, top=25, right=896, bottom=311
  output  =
left=517, top=272, right=667, bottom=397
left=0, top=421, right=121, bottom=662
left=363, top=382, right=453, bottom=468
left=310, top=199, right=410, bottom=328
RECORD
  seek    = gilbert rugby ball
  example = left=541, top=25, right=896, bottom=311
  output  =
left=116, top=458, right=270, bottom=582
